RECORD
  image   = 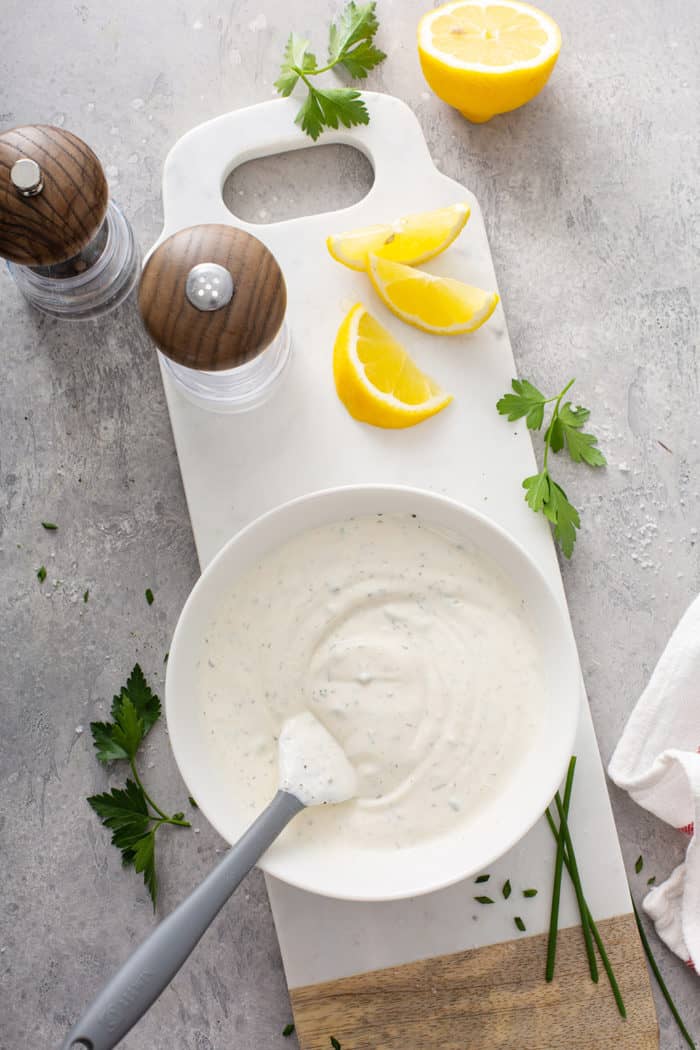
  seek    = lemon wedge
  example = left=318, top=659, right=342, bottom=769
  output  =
left=333, top=304, right=452, bottom=428
left=327, top=202, right=471, bottom=272
left=367, top=255, right=499, bottom=335
left=418, top=0, right=561, bottom=123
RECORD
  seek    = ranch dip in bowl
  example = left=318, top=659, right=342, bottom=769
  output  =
left=166, top=486, right=580, bottom=901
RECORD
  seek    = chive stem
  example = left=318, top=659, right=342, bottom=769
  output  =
left=633, top=901, right=696, bottom=1048
left=545, top=809, right=626, bottom=1018
left=554, top=791, right=599, bottom=984
left=546, top=756, right=577, bottom=981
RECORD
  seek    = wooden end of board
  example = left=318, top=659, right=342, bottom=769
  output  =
left=290, top=913, right=658, bottom=1049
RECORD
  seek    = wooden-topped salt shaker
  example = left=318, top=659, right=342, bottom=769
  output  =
left=138, top=224, right=290, bottom=413
left=0, top=124, right=140, bottom=318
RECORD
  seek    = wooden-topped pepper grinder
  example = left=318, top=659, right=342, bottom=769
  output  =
left=138, top=224, right=289, bottom=413
left=0, top=124, right=140, bottom=318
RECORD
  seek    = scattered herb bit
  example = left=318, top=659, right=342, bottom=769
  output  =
left=546, top=756, right=576, bottom=982
left=514, top=916, right=526, bottom=932
left=647, top=875, right=656, bottom=887
left=497, top=378, right=606, bottom=557
left=275, top=1, right=386, bottom=141
left=475, top=874, right=490, bottom=884
left=502, top=879, right=512, bottom=900
left=282, top=1023, right=295, bottom=1037
left=37, top=566, right=47, bottom=583
left=544, top=798, right=626, bottom=1018
left=145, top=588, right=154, bottom=606
left=163, top=651, right=169, bottom=664
left=188, top=796, right=199, bottom=809
left=83, top=589, right=90, bottom=603
left=474, top=896, right=495, bottom=905
left=523, top=888, right=538, bottom=898
left=635, top=854, right=644, bottom=875
left=87, top=665, right=190, bottom=907
left=41, top=521, right=58, bottom=531
left=633, top=901, right=696, bottom=1048
left=330, top=1039, right=342, bottom=1050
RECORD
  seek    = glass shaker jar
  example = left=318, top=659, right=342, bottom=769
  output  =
left=0, top=124, right=140, bottom=319
left=138, top=224, right=290, bottom=413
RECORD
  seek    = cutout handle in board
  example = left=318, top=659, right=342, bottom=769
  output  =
left=158, top=92, right=439, bottom=238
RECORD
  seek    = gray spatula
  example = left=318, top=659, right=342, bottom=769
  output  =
left=61, top=712, right=356, bottom=1050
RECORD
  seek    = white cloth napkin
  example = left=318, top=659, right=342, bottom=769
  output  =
left=608, top=594, right=700, bottom=973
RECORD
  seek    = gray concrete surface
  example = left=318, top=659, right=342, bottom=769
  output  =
left=1, top=0, right=699, bottom=1047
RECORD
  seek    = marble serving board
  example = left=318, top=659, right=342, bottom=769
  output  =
left=152, top=93, right=657, bottom=1048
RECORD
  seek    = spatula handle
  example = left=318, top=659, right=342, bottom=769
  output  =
left=61, top=790, right=304, bottom=1050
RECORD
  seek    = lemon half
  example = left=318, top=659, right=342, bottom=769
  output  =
left=333, top=304, right=452, bottom=428
left=418, top=0, right=561, bottom=123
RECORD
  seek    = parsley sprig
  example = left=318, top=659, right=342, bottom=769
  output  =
left=497, top=377, right=606, bottom=557
left=275, top=1, right=386, bottom=141
left=87, top=665, right=190, bottom=907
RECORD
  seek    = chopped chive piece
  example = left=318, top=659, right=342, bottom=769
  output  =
left=164, top=651, right=169, bottom=664
left=546, top=756, right=576, bottom=982
left=37, top=566, right=47, bottom=583
left=188, top=796, right=198, bottom=809
left=83, top=589, right=89, bottom=603
left=282, top=1023, right=295, bottom=1037
left=330, top=1039, right=341, bottom=1050
left=502, top=879, right=512, bottom=900
left=554, top=791, right=599, bottom=984
left=545, top=810, right=626, bottom=1018
left=514, top=916, right=526, bottom=932
left=523, top=888, right=538, bottom=898
left=633, top=901, right=696, bottom=1048
left=475, top=874, right=490, bottom=884
left=41, top=521, right=58, bottom=530
left=647, top=875, right=656, bottom=886
left=474, top=896, right=494, bottom=904
left=145, top=588, right=154, bottom=605
left=635, top=854, right=644, bottom=874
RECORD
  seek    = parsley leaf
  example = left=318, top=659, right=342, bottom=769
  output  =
left=145, top=587, right=154, bottom=605
left=116, top=663, right=161, bottom=733
left=544, top=480, right=581, bottom=559
left=523, top=470, right=550, bottom=513
left=559, top=405, right=607, bottom=466
left=41, top=521, right=58, bottom=530
left=87, top=666, right=189, bottom=906
left=132, top=832, right=157, bottom=906
left=275, top=33, right=316, bottom=96
left=92, top=664, right=161, bottom=763
left=328, top=2, right=386, bottom=77
left=330, top=1039, right=342, bottom=1050
left=275, top=1, right=385, bottom=140
left=37, top=565, right=47, bottom=583
left=498, top=377, right=605, bottom=557
left=496, top=379, right=547, bottom=430
left=282, top=1023, right=295, bottom=1037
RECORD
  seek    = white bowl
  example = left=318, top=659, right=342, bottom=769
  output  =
left=166, top=485, right=580, bottom=901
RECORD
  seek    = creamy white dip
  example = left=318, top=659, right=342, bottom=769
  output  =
left=196, top=514, right=545, bottom=849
